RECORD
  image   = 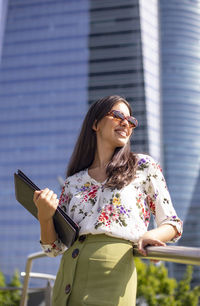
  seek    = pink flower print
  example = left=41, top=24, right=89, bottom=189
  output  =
left=59, top=187, right=72, bottom=206
left=78, top=183, right=98, bottom=205
left=84, top=194, right=88, bottom=202
left=64, top=193, right=72, bottom=204
left=99, top=212, right=109, bottom=222
left=95, top=208, right=112, bottom=229
left=136, top=195, right=150, bottom=226
left=105, top=204, right=114, bottom=213
left=143, top=209, right=150, bottom=227
left=147, top=195, right=156, bottom=215
left=106, top=220, right=111, bottom=227
left=136, top=194, right=142, bottom=204
left=111, top=214, right=118, bottom=221
left=88, top=185, right=98, bottom=199
left=95, top=193, right=131, bottom=229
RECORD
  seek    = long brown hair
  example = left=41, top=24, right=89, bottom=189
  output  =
left=67, top=95, right=138, bottom=189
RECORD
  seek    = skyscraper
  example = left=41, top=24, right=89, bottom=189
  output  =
left=0, top=0, right=162, bottom=279
left=0, top=0, right=199, bottom=286
left=160, top=0, right=200, bottom=283
left=0, top=0, right=90, bottom=278
left=88, top=0, right=162, bottom=161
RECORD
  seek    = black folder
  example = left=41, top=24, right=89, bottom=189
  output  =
left=14, top=170, right=80, bottom=248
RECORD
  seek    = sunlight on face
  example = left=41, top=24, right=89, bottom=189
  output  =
left=95, top=102, right=133, bottom=150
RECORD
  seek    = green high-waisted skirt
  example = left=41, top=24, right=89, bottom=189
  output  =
left=52, top=234, right=137, bottom=306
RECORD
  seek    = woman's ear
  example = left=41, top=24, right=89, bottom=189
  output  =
left=92, top=120, right=98, bottom=131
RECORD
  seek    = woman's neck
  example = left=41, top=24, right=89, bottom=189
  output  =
left=88, top=152, right=110, bottom=182
left=90, top=148, right=114, bottom=170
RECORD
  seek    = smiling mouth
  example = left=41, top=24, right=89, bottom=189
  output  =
left=115, top=130, right=127, bottom=137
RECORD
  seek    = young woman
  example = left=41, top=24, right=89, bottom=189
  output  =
left=34, top=95, right=182, bottom=306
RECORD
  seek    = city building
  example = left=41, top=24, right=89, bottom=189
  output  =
left=160, top=0, right=200, bottom=283
left=0, top=0, right=199, bottom=286
left=0, top=0, right=90, bottom=279
left=88, top=0, right=162, bottom=162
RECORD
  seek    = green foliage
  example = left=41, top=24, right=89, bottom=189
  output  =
left=0, top=270, right=22, bottom=306
left=0, top=271, right=6, bottom=287
left=1, top=262, right=200, bottom=305
left=135, top=258, right=200, bottom=306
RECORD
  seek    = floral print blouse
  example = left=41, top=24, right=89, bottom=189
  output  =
left=41, top=154, right=183, bottom=257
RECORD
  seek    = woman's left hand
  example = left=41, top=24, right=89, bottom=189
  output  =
left=137, top=225, right=178, bottom=263
left=137, top=236, right=166, bottom=257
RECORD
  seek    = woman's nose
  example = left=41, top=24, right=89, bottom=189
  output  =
left=120, top=118, right=129, bottom=127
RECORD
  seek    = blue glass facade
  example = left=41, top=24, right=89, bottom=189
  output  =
left=160, top=0, right=200, bottom=225
left=139, top=0, right=162, bottom=163
left=160, top=0, right=200, bottom=282
left=1, top=0, right=199, bottom=286
left=0, top=0, right=89, bottom=278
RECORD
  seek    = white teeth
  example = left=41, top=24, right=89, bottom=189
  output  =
left=116, top=130, right=127, bottom=137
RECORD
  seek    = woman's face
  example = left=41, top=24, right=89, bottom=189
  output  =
left=94, top=102, right=133, bottom=150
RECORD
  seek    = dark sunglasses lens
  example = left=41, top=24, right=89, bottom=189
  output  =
left=110, top=111, right=138, bottom=128
left=112, top=110, right=124, bottom=120
left=128, top=117, right=137, bottom=128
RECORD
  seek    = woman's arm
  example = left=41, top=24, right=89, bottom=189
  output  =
left=138, top=224, right=178, bottom=256
left=138, top=156, right=183, bottom=257
left=33, top=188, right=58, bottom=244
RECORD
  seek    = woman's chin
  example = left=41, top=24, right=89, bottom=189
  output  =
left=114, top=139, right=129, bottom=147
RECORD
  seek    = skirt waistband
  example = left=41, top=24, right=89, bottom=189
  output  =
left=78, top=233, right=133, bottom=245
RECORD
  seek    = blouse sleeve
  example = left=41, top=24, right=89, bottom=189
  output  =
left=40, top=180, right=72, bottom=257
left=146, top=158, right=183, bottom=243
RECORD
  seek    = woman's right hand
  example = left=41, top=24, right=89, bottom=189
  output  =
left=33, top=188, right=59, bottom=223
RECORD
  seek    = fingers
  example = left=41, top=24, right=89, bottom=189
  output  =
left=39, top=188, right=52, bottom=200
left=51, top=192, right=58, bottom=201
left=33, top=190, right=42, bottom=201
left=44, top=189, right=54, bottom=201
left=33, top=188, right=59, bottom=222
left=33, top=188, right=58, bottom=207
left=138, top=238, right=166, bottom=256
left=150, top=259, right=160, bottom=264
left=138, top=239, right=147, bottom=256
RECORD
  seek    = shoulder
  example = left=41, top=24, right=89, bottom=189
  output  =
left=136, top=154, right=162, bottom=173
left=136, top=153, right=156, bottom=168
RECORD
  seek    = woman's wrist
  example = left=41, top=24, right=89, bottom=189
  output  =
left=140, top=230, right=157, bottom=241
left=38, top=213, right=54, bottom=224
left=39, top=218, right=57, bottom=244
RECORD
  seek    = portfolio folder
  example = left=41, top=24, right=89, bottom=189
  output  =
left=14, top=170, right=80, bottom=248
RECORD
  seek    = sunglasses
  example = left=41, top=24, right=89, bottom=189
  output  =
left=106, top=110, right=138, bottom=128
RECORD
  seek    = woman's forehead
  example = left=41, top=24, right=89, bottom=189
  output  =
left=111, top=102, right=130, bottom=115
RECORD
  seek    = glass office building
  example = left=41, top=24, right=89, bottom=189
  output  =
left=88, top=0, right=161, bottom=160
left=0, top=0, right=90, bottom=278
left=0, top=0, right=161, bottom=280
left=160, top=0, right=200, bottom=283
left=0, top=0, right=199, bottom=286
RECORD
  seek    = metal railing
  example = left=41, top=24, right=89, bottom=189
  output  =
left=133, top=245, right=200, bottom=266
left=7, top=245, right=199, bottom=306
left=20, top=252, right=53, bottom=306
left=0, top=252, right=55, bottom=306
